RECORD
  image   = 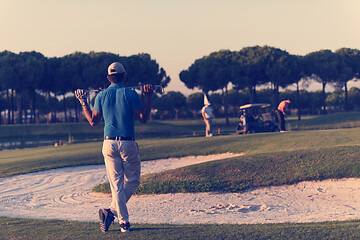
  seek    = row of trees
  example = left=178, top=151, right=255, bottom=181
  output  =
left=0, top=51, right=170, bottom=124
left=152, top=87, right=360, bottom=120
left=2, top=85, right=359, bottom=123
left=1, top=46, right=360, bottom=124
left=180, top=46, right=360, bottom=123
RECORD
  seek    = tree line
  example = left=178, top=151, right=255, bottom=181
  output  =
left=0, top=46, right=359, bottom=125
left=180, top=46, right=360, bottom=124
left=151, top=87, right=360, bottom=121
left=0, top=51, right=170, bottom=124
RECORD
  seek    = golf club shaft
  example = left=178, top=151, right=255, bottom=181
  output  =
left=85, top=85, right=164, bottom=94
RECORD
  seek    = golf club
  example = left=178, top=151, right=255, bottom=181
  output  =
left=85, top=84, right=165, bottom=94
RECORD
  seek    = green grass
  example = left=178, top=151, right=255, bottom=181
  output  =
left=2, top=217, right=360, bottom=240
left=93, top=127, right=360, bottom=194
left=2, top=127, right=360, bottom=178
left=2, top=111, right=360, bottom=140
left=132, top=145, right=360, bottom=194
left=1, top=111, right=360, bottom=143
left=0, top=118, right=238, bottom=143
left=289, top=112, right=360, bottom=130
left=3, top=112, right=360, bottom=239
left=0, top=122, right=104, bottom=142
left=2, top=126, right=360, bottom=178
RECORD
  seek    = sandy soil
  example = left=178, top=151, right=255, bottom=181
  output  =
left=0, top=152, right=359, bottom=224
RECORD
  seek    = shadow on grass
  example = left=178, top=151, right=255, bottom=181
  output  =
left=103, top=224, right=175, bottom=233
left=130, top=226, right=174, bottom=232
left=3, top=217, right=360, bottom=240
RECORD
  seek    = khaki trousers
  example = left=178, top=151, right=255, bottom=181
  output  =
left=102, top=140, right=141, bottom=223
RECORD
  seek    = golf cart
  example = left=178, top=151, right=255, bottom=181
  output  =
left=236, top=103, right=280, bottom=134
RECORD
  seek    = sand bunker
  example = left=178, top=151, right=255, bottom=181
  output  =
left=0, top=152, right=359, bottom=224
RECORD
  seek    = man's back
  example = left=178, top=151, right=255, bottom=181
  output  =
left=94, top=83, right=142, bottom=138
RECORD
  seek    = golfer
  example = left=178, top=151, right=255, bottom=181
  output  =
left=277, top=100, right=291, bottom=132
left=201, top=94, right=214, bottom=137
left=75, top=62, right=153, bottom=233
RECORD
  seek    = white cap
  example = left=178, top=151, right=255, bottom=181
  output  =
left=204, top=94, right=211, bottom=105
left=108, top=62, right=126, bottom=75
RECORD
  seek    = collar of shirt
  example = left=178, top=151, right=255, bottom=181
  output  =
left=108, top=83, right=125, bottom=89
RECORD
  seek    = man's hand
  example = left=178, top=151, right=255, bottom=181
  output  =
left=75, top=89, right=88, bottom=105
left=141, top=84, right=154, bottom=96
left=134, top=84, right=153, bottom=123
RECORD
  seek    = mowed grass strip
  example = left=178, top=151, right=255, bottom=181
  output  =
left=289, top=111, right=360, bottom=130
left=2, top=127, right=360, bottom=178
left=2, top=217, right=360, bottom=240
left=93, top=145, right=360, bottom=194
left=0, top=118, right=239, bottom=141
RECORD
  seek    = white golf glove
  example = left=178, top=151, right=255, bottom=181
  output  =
left=75, top=89, right=88, bottom=106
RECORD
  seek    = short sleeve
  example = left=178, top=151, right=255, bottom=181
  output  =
left=128, top=89, right=142, bottom=110
left=93, top=94, right=102, bottom=112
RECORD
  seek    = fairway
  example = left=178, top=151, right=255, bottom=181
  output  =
left=2, top=126, right=360, bottom=178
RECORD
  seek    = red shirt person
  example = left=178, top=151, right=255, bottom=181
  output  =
left=277, top=100, right=291, bottom=131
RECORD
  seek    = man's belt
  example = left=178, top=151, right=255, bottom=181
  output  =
left=104, top=136, right=135, bottom=141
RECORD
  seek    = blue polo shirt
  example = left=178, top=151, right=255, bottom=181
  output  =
left=93, top=83, right=142, bottom=137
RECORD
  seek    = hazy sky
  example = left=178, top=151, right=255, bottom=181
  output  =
left=1, top=0, right=360, bottom=95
